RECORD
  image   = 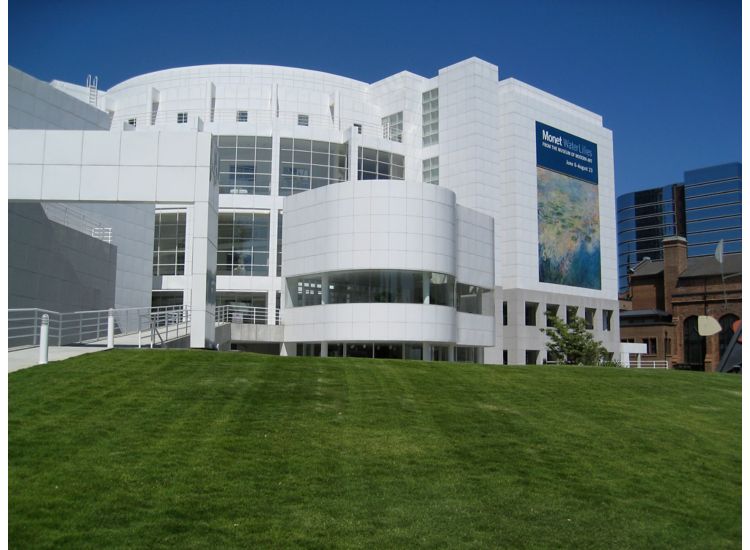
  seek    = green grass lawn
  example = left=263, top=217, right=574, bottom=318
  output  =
left=9, top=350, right=741, bottom=549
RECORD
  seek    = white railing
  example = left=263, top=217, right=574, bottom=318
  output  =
left=8, top=305, right=189, bottom=349
left=627, top=359, right=670, bottom=369
left=42, top=203, right=113, bottom=244
left=9, top=304, right=282, bottom=350
left=138, top=306, right=191, bottom=349
left=215, top=305, right=281, bottom=325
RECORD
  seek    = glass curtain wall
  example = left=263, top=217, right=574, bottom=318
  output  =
left=153, top=212, right=186, bottom=276
left=422, top=88, right=439, bottom=146
left=217, top=136, right=272, bottom=195
left=288, top=271, right=457, bottom=307
left=217, top=212, right=270, bottom=276
left=357, top=148, right=405, bottom=180
left=279, top=139, right=348, bottom=196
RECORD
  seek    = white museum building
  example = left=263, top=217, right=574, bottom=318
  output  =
left=8, top=57, right=620, bottom=363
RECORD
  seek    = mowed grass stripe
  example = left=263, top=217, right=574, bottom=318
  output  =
left=9, top=349, right=740, bottom=549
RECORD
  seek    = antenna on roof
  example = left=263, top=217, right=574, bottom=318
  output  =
left=86, top=75, right=99, bottom=106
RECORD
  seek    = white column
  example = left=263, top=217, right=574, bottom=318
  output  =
left=190, top=154, right=219, bottom=349
left=321, top=274, right=329, bottom=305
left=107, top=309, right=115, bottom=349
left=321, top=341, right=328, bottom=358
left=348, top=126, right=360, bottom=183
left=266, top=290, right=275, bottom=325
left=38, top=314, right=49, bottom=365
left=422, top=273, right=431, bottom=304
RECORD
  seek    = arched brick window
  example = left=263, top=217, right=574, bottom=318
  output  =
left=683, top=316, right=705, bottom=367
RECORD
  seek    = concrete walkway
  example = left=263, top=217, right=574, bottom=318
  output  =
left=8, top=321, right=199, bottom=373
left=8, top=345, right=110, bottom=373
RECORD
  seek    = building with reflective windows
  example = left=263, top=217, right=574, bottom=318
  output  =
left=617, top=162, right=742, bottom=293
left=9, top=58, right=621, bottom=363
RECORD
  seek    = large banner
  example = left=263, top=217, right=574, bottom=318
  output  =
left=536, top=121, right=601, bottom=289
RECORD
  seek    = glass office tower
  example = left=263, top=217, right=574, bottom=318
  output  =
left=617, top=162, right=742, bottom=294
left=683, top=163, right=742, bottom=257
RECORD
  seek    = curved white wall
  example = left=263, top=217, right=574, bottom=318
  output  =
left=103, top=65, right=383, bottom=137
left=282, top=180, right=495, bottom=346
left=283, top=181, right=457, bottom=277
left=284, top=304, right=456, bottom=344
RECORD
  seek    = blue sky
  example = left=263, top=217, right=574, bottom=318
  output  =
left=8, top=0, right=741, bottom=195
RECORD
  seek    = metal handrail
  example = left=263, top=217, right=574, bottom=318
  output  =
left=629, top=360, right=670, bottom=369
left=215, top=305, right=282, bottom=325
left=9, top=304, right=281, bottom=349
left=139, top=306, right=192, bottom=349
left=42, top=203, right=113, bottom=244
left=9, top=305, right=190, bottom=348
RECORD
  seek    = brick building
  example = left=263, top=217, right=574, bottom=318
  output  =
left=620, top=236, right=741, bottom=371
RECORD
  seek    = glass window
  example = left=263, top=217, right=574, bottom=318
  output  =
left=153, top=212, right=186, bottom=276
left=382, top=112, right=403, bottom=143
left=151, top=291, right=183, bottom=308
left=216, top=211, right=270, bottom=276
left=217, top=135, right=272, bottom=195
left=503, top=302, right=508, bottom=326
left=429, top=272, right=454, bottom=307
left=688, top=229, right=742, bottom=246
left=290, top=270, right=458, bottom=307
left=455, top=347, right=480, bottom=363
left=686, top=192, right=741, bottom=209
left=432, top=346, right=450, bottom=361
left=276, top=212, right=283, bottom=277
left=422, top=88, right=439, bottom=146
left=687, top=217, right=742, bottom=234
left=584, top=308, right=596, bottom=330
left=297, top=343, right=322, bottom=357
left=603, top=310, right=612, bottom=331
left=525, top=302, right=538, bottom=326
left=688, top=240, right=741, bottom=257
left=236, top=111, right=248, bottom=122
left=687, top=203, right=741, bottom=219
left=683, top=316, right=706, bottom=367
left=374, top=343, right=403, bottom=359
left=684, top=179, right=741, bottom=198
left=641, top=337, right=657, bottom=355
left=456, top=283, right=492, bottom=314
left=546, top=304, right=559, bottom=327
left=177, top=112, right=188, bottom=124
left=291, top=277, right=322, bottom=307
left=347, top=343, right=373, bottom=358
left=127, top=118, right=136, bottom=128
left=357, top=147, right=405, bottom=181
left=279, top=139, right=349, bottom=196
left=298, top=114, right=309, bottom=126
left=566, top=306, right=578, bottom=325
left=525, top=350, right=539, bottom=365
left=423, top=157, right=439, bottom=185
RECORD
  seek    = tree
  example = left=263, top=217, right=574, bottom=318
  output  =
left=540, top=312, right=609, bottom=365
